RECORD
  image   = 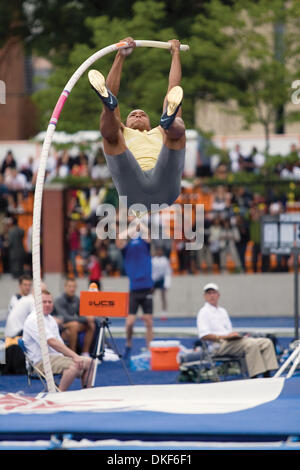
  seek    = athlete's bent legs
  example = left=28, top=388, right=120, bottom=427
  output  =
left=100, top=107, right=127, bottom=156
left=89, top=70, right=185, bottom=207
left=125, top=314, right=137, bottom=349
left=142, top=314, right=153, bottom=349
left=163, top=116, right=186, bottom=150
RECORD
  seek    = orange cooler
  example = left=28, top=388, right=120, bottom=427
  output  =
left=150, top=340, right=180, bottom=371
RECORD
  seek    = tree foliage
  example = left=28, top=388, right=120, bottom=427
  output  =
left=4, top=0, right=300, bottom=144
left=1, top=0, right=215, bottom=59
left=33, top=1, right=194, bottom=132
left=184, top=0, right=300, bottom=149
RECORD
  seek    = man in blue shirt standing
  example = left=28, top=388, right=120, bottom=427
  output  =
left=116, top=217, right=153, bottom=357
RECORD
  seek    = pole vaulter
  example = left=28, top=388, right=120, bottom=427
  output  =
left=32, top=39, right=189, bottom=393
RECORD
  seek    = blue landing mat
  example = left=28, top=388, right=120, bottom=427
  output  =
left=0, top=379, right=299, bottom=442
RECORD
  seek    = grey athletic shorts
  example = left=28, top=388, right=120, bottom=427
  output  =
left=105, top=144, right=185, bottom=211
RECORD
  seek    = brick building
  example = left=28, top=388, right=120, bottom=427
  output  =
left=0, top=38, right=37, bottom=140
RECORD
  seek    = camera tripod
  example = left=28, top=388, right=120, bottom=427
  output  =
left=84, top=317, right=133, bottom=388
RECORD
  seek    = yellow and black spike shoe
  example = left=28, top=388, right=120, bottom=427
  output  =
left=88, top=69, right=118, bottom=111
left=160, top=86, right=183, bottom=130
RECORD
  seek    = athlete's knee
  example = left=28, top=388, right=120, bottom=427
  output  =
left=244, top=338, right=260, bottom=353
left=66, top=321, right=80, bottom=332
left=86, top=317, right=96, bottom=331
left=164, top=117, right=185, bottom=139
left=174, top=116, right=185, bottom=128
left=67, top=362, right=80, bottom=375
left=143, top=315, right=153, bottom=327
left=83, top=357, right=92, bottom=371
left=126, top=314, right=136, bottom=326
left=100, top=128, right=120, bottom=145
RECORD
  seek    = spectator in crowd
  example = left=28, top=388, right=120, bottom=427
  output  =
left=19, top=156, right=34, bottom=184
left=43, top=151, right=57, bottom=181
left=8, top=217, right=26, bottom=278
left=152, top=247, right=172, bottom=319
left=231, top=186, right=253, bottom=214
left=229, top=144, right=244, bottom=173
left=196, top=215, right=213, bottom=272
left=91, top=148, right=111, bottom=180
left=4, top=167, right=27, bottom=191
left=171, top=238, right=184, bottom=273
left=195, top=142, right=212, bottom=177
left=208, top=216, right=223, bottom=271
left=289, top=143, right=300, bottom=160
left=87, top=252, right=102, bottom=290
left=0, top=173, right=9, bottom=214
left=116, top=217, right=154, bottom=357
left=197, top=283, right=278, bottom=378
left=280, top=162, right=295, bottom=179
left=211, top=185, right=232, bottom=218
left=242, top=149, right=255, bottom=173
left=249, top=205, right=269, bottom=272
left=251, top=147, right=265, bottom=173
left=53, top=278, right=96, bottom=356
left=213, top=163, right=229, bottom=180
left=5, top=281, right=47, bottom=339
left=3, top=277, right=46, bottom=375
left=219, top=218, right=242, bottom=272
left=293, top=160, right=300, bottom=180
left=152, top=236, right=172, bottom=261
left=8, top=274, right=32, bottom=312
left=80, top=225, right=96, bottom=272
left=269, top=201, right=289, bottom=272
left=2, top=136, right=300, bottom=280
left=252, top=192, right=266, bottom=208
left=150, top=211, right=173, bottom=259
left=23, top=289, right=94, bottom=391
left=70, top=151, right=89, bottom=177
left=4, top=167, right=27, bottom=212
left=67, top=220, right=81, bottom=277
left=1, top=150, right=16, bottom=175
left=234, top=213, right=250, bottom=271
left=97, top=240, right=112, bottom=275
left=107, top=239, right=123, bottom=273
left=56, top=150, right=71, bottom=178
left=76, top=150, right=89, bottom=166
left=0, top=177, right=9, bottom=270
left=24, top=225, right=32, bottom=277
left=0, top=216, right=10, bottom=273
left=71, top=161, right=89, bottom=178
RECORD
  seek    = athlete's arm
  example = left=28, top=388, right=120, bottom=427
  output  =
left=116, top=217, right=150, bottom=248
left=163, top=39, right=182, bottom=118
left=106, top=37, right=136, bottom=123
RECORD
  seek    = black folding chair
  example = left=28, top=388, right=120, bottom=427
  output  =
left=179, top=340, right=248, bottom=382
left=17, top=338, right=60, bottom=392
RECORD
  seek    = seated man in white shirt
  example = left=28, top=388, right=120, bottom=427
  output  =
left=4, top=281, right=43, bottom=375
left=5, top=281, right=50, bottom=340
left=8, top=274, right=33, bottom=313
left=23, top=290, right=94, bottom=391
left=5, top=292, right=36, bottom=339
left=197, top=283, right=278, bottom=378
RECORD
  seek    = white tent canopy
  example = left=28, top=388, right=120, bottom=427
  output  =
left=33, top=130, right=102, bottom=145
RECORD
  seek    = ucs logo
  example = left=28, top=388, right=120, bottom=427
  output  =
left=88, top=300, right=115, bottom=307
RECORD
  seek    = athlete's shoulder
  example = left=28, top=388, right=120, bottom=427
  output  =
left=149, top=126, right=164, bottom=136
left=123, top=126, right=138, bottom=135
left=148, top=126, right=164, bottom=137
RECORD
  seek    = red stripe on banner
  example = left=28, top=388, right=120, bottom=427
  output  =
left=0, top=393, right=123, bottom=413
